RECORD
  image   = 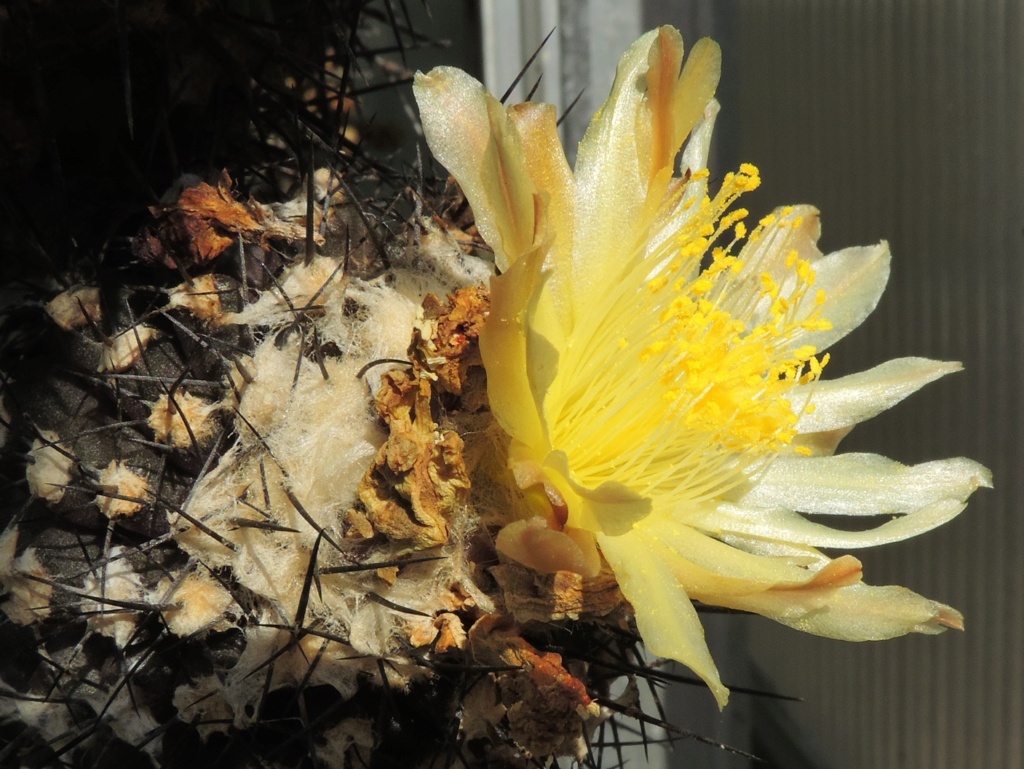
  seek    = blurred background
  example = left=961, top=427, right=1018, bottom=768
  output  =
left=482, top=0, right=1021, bottom=767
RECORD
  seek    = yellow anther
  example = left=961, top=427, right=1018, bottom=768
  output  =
left=648, top=275, right=669, bottom=293
left=801, top=317, right=833, bottom=331
left=718, top=209, right=749, bottom=234
left=796, top=260, right=816, bottom=285
left=792, top=345, right=817, bottom=360
left=690, top=277, right=714, bottom=295
left=640, top=339, right=669, bottom=361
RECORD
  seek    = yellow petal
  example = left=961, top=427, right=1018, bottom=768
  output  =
left=542, top=450, right=652, bottom=535
left=508, top=102, right=576, bottom=341
left=479, top=248, right=548, bottom=451
left=597, top=530, right=729, bottom=708
left=572, top=28, right=720, bottom=328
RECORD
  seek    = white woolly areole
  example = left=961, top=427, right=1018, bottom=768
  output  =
left=81, top=546, right=148, bottom=648
left=26, top=429, right=74, bottom=504
left=0, top=528, right=54, bottom=624
left=176, top=246, right=494, bottom=669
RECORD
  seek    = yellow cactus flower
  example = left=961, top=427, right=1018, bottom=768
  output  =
left=414, top=26, right=991, bottom=708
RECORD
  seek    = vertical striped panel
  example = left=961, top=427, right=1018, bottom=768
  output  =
left=727, top=1, right=1023, bottom=767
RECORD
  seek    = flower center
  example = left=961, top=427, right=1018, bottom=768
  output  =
left=548, top=165, right=831, bottom=505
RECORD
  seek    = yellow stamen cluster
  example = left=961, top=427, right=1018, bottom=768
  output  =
left=550, top=164, right=831, bottom=503
left=640, top=165, right=830, bottom=453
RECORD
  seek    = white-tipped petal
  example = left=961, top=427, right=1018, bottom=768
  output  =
left=724, top=582, right=963, bottom=640
left=707, top=497, right=970, bottom=549
left=799, top=241, right=892, bottom=351
left=791, top=357, right=963, bottom=433
left=737, top=454, right=992, bottom=516
left=680, top=100, right=719, bottom=178
left=414, top=67, right=538, bottom=271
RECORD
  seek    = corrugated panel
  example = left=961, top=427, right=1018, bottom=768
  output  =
left=725, top=1, right=1022, bottom=767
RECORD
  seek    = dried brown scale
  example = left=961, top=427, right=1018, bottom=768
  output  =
left=352, top=287, right=640, bottom=760
left=490, top=562, right=626, bottom=625
left=416, top=286, right=490, bottom=398
left=133, top=171, right=327, bottom=270
left=468, top=614, right=601, bottom=760
left=357, top=369, right=468, bottom=549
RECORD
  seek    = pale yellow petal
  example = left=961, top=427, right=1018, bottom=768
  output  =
left=414, top=67, right=537, bottom=271
left=737, top=454, right=992, bottom=516
left=713, top=205, right=823, bottom=323
left=714, top=207, right=889, bottom=357
left=597, top=530, right=729, bottom=708
left=707, top=498, right=971, bottom=549
left=573, top=30, right=662, bottom=289
left=638, top=516, right=834, bottom=595
left=507, top=102, right=574, bottom=263
left=790, top=357, right=963, bottom=433
left=717, top=582, right=963, bottom=640
left=799, top=241, right=891, bottom=352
